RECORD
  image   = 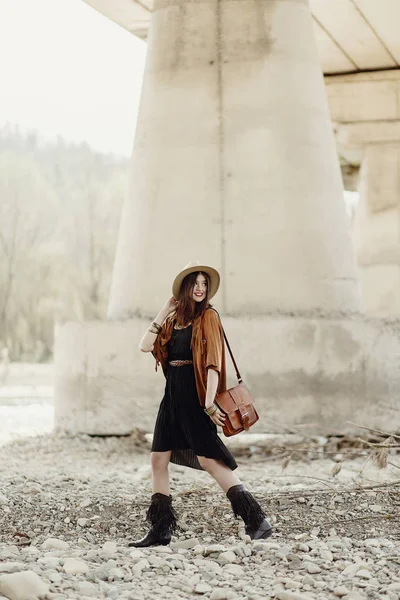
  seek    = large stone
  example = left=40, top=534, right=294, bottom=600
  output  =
left=62, top=558, right=89, bottom=575
left=276, top=591, right=314, bottom=600
left=0, top=564, right=25, bottom=575
left=42, top=538, right=70, bottom=551
left=0, top=570, right=49, bottom=600
left=170, top=538, right=200, bottom=550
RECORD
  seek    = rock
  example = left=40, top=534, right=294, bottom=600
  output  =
left=364, top=539, right=381, bottom=547
left=76, top=581, right=98, bottom=596
left=37, top=557, right=60, bottom=569
left=203, top=544, right=226, bottom=554
left=132, top=559, right=150, bottom=576
left=23, top=483, right=42, bottom=494
left=0, top=493, right=9, bottom=505
left=334, top=586, right=350, bottom=597
left=129, top=549, right=146, bottom=560
left=224, top=564, right=245, bottom=576
left=107, top=587, right=120, bottom=600
left=253, top=541, right=280, bottom=551
left=0, top=547, right=20, bottom=559
left=210, top=591, right=234, bottom=600
left=0, top=570, right=49, bottom=600
left=232, top=544, right=251, bottom=558
left=217, top=551, right=237, bottom=565
left=192, top=559, right=223, bottom=574
left=88, top=567, right=109, bottom=582
left=285, top=580, right=302, bottom=590
left=276, top=591, right=314, bottom=600
left=275, top=546, right=291, bottom=559
left=78, top=537, right=89, bottom=546
left=80, top=498, right=92, bottom=508
left=108, top=567, right=125, bottom=580
left=369, top=505, right=383, bottom=512
left=195, top=582, right=213, bottom=594
left=0, top=564, right=26, bottom=574
left=387, top=583, right=400, bottom=592
left=62, top=558, right=89, bottom=575
left=46, top=571, right=62, bottom=584
left=170, top=538, right=199, bottom=550
left=42, top=538, right=70, bottom=551
left=314, top=581, right=326, bottom=589
left=320, top=549, right=333, bottom=562
left=102, top=541, right=118, bottom=554
left=150, top=545, right=172, bottom=554
left=356, top=569, right=371, bottom=579
left=342, top=563, right=362, bottom=577
left=77, top=517, right=90, bottom=527
left=304, top=563, right=321, bottom=574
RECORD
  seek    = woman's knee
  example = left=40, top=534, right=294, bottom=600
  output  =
left=197, top=456, right=218, bottom=472
left=151, top=451, right=170, bottom=472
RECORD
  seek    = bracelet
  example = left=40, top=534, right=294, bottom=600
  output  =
left=148, top=321, right=162, bottom=335
left=204, top=403, right=218, bottom=416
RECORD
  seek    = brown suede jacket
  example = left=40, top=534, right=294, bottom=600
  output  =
left=151, top=307, right=227, bottom=407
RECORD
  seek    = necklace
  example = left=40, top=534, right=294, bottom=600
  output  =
left=174, top=323, right=192, bottom=330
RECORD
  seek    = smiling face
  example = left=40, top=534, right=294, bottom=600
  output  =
left=192, top=273, right=208, bottom=303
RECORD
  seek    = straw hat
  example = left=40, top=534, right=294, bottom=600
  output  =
left=172, top=261, right=220, bottom=300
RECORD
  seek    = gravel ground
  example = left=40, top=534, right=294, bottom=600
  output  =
left=0, top=428, right=400, bottom=600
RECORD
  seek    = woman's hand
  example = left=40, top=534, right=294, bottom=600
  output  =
left=162, top=296, right=178, bottom=318
left=207, top=406, right=226, bottom=428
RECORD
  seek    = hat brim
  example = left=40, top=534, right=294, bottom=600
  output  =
left=172, top=265, right=220, bottom=300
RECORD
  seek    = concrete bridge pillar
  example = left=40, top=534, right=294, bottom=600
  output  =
left=353, top=142, right=400, bottom=317
left=108, top=0, right=361, bottom=319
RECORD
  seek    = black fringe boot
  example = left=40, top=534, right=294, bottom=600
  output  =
left=128, top=492, right=178, bottom=548
left=226, top=484, right=273, bottom=540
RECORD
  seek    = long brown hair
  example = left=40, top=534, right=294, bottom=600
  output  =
left=174, top=271, right=211, bottom=327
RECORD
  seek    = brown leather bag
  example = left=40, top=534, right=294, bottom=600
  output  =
left=213, top=311, right=259, bottom=437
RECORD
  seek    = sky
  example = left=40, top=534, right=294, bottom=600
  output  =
left=0, top=0, right=147, bottom=157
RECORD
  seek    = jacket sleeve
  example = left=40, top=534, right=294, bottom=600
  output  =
left=204, top=309, right=224, bottom=374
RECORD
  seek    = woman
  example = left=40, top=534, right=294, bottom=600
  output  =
left=129, top=261, right=272, bottom=547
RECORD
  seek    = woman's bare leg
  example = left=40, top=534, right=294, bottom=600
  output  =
left=196, top=456, right=272, bottom=539
left=150, top=451, right=172, bottom=495
left=196, top=456, right=242, bottom=492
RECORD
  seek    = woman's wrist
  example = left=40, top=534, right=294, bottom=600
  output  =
left=205, top=398, right=217, bottom=409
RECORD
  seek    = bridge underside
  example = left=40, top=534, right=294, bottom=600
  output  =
left=83, top=0, right=400, bottom=75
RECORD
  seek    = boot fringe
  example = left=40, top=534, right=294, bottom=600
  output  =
left=226, top=485, right=266, bottom=533
left=146, top=492, right=178, bottom=535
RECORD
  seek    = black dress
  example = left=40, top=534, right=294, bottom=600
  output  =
left=151, top=324, right=238, bottom=471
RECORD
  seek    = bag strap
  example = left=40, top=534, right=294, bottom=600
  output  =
left=210, top=309, right=243, bottom=384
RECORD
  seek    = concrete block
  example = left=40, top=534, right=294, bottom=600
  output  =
left=54, top=315, right=400, bottom=435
